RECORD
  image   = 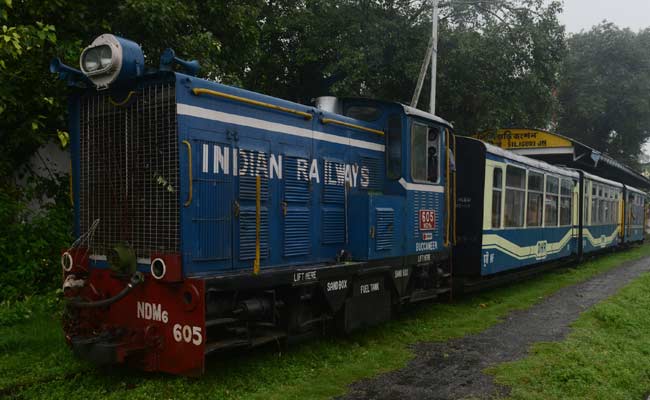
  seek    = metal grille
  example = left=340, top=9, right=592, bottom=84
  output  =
left=79, top=83, right=179, bottom=260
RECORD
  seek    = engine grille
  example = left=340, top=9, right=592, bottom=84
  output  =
left=79, top=83, right=179, bottom=260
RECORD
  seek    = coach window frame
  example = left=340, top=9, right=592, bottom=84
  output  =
left=504, top=165, right=526, bottom=228
left=526, top=170, right=544, bottom=227
left=591, top=184, right=599, bottom=225
left=410, top=120, right=441, bottom=184
left=491, top=167, right=504, bottom=229
left=559, top=178, right=573, bottom=226
left=544, top=175, right=559, bottom=227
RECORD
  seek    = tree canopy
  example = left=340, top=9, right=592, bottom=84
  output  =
left=1, top=0, right=650, bottom=179
left=557, top=23, right=650, bottom=166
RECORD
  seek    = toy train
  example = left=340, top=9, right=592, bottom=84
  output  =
left=52, top=34, right=646, bottom=375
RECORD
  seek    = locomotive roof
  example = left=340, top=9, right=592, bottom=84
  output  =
left=337, top=97, right=453, bottom=128
left=400, top=104, right=453, bottom=129
left=477, top=138, right=580, bottom=178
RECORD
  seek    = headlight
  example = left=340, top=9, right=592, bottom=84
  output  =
left=81, top=45, right=112, bottom=74
left=80, top=34, right=144, bottom=89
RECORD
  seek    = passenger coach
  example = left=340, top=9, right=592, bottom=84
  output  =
left=454, top=137, right=579, bottom=280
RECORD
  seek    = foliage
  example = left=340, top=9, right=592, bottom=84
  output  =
left=0, top=175, right=72, bottom=301
left=1, top=244, right=649, bottom=398
left=557, top=23, right=650, bottom=166
left=437, top=0, right=566, bottom=135
left=245, top=0, right=565, bottom=136
left=490, top=264, right=650, bottom=399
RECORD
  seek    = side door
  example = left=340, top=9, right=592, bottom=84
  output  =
left=232, top=136, right=272, bottom=270
left=185, top=128, right=234, bottom=273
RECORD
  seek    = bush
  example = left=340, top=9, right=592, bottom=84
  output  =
left=0, top=176, right=72, bottom=301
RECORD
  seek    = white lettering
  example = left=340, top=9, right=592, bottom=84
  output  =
left=327, top=279, right=348, bottom=291
left=239, top=149, right=249, bottom=176
left=270, top=154, right=282, bottom=179
left=233, top=148, right=238, bottom=176
left=173, top=324, right=203, bottom=346
left=415, top=241, right=437, bottom=252
left=360, top=166, right=370, bottom=187
left=309, top=159, right=320, bottom=183
left=136, top=302, right=168, bottom=324
left=256, top=151, right=268, bottom=177
left=202, top=143, right=209, bottom=173
left=214, top=145, right=229, bottom=175
left=297, top=159, right=309, bottom=181
left=334, top=163, right=346, bottom=185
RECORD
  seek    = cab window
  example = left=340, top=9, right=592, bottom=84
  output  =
left=411, top=122, right=441, bottom=183
left=386, top=114, right=401, bottom=180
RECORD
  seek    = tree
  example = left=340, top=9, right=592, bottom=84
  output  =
left=245, top=0, right=566, bottom=136
left=557, top=23, right=650, bottom=166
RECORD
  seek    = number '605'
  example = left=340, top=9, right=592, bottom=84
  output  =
left=172, top=324, right=202, bottom=345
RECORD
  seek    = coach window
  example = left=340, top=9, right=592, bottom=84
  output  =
left=526, top=171, right=543, bottom=227
left=505, top=166, right=525, bottom=227
left=599, top=187, right=605, bottom=224
left=584, top=181, right=589, bottom=224
left=386, top=114, right=401, bottom=180
left=602, top=189, right=609, bottom=223
left=592, top=183, right=597, bottom=223
left=411, top=122, right=441, bottom=183
left=545, top=175, right=559, bottom=227
left=492, top=168, right=503, bottom=228
left=560, top=179, right=572, bottom=226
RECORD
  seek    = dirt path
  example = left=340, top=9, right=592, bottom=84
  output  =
left=338, top=255, right=650, bottom=400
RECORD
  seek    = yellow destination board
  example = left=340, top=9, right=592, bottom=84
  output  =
left=474, top=129, right=572, bottom=150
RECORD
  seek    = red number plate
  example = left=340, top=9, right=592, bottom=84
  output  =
left=419, top=209, right=436, bottom=231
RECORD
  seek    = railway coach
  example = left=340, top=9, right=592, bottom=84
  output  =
left=454, top=137, right=646, bottom=286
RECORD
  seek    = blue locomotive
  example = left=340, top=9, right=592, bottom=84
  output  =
left=53, top=35, right=645, bottom=375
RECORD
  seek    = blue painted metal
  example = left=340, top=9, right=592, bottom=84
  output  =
left=113, top=36, right=145, bottom=83
left=480, top=227, right=575, bottom=275
left=172, top=73, right=451, bottom=276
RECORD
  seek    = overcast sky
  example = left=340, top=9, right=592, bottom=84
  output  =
left=559, top=0, right=650, bottom=33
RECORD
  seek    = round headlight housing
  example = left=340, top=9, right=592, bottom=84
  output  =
left=79, top=34, right=144, bottom=89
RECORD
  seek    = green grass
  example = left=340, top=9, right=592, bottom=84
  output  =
left=489, top=257, right=650, bottom=400
left=3, top=245, right=650, bottom=400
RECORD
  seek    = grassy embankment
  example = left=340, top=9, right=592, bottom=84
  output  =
left=2, top=245, right=650, bottom=399
left=489, top=253, right=650, bottom=400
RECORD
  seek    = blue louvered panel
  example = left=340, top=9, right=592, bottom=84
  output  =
left=284, top=207, right=310, bottom=256
left=239, top=149, right=269, bottom=201
left=239, top=207, right=269, bottom=260
left=361, top=156, right=384, bottom=191
left=322, top=209, right=345, bottom=244
left=375, top=207, right=394, bottom=251
left=323, top=159, right=345, bottom=203
left=284, top=157, right=310, bottom=203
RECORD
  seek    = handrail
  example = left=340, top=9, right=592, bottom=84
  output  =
left=182, top=140, right=193, bottom=207
left=320, top=118, right=384, bottom=136
left=192, top=88, right=313, bottom=120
